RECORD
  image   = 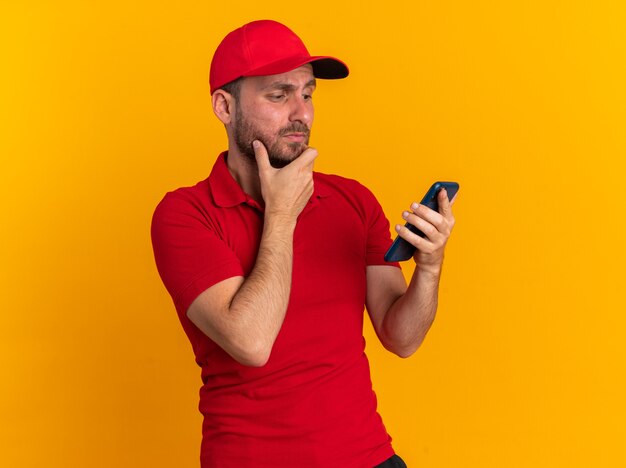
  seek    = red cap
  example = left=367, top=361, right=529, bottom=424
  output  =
left=209, top=20, right=349, bottom=94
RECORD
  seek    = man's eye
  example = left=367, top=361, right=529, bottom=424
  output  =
left=303, top=94, right=312, bottom=101
left=269, top=94, right=285, bottom=101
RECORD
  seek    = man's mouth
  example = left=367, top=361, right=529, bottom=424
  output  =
left=282, top=133, right=308, bottom=142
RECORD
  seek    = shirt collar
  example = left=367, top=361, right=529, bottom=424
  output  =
left=208, top=151, right=331, bottom=209
left=209, top=152, right=248, bottom=208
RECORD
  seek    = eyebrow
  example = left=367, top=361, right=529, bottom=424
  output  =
left=263, top=78, right=317, bottom=92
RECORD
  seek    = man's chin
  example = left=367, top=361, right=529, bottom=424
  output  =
left=268, top=155, right=296, bottom=169
left=268, top=144, right=307, bottom=168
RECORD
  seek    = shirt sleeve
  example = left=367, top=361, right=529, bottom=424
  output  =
left=358, top=183, right=401, bottom=269
left=150, top=191, right=244, bottom=318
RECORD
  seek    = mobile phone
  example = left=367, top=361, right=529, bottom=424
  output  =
left=384, top=181, right=459, bottom=262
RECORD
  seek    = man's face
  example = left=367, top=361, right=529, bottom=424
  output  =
left=231, top=65, right=316, bottom=168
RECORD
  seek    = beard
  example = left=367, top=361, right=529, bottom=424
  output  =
left=233, top=105, right=311, bottom=168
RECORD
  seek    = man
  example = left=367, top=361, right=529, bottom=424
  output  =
left=151, top=19, right=455, bottom=468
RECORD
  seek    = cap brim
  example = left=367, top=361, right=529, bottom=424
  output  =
left=309, top=57, right=350, bottom=79
left=245, top=55, right=349, bottom=80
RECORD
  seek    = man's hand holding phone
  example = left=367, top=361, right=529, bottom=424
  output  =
left=385, top=182, right=458, bottom=274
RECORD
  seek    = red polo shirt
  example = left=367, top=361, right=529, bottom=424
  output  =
left=151, top=152, right=401, bottom=467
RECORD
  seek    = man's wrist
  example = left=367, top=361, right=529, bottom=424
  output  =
left=263, top=211, right=298, bottom=234
left=414, top=262, right=443, bottom=280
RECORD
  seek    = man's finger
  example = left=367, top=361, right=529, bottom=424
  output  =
left=438, top=188, right=452, bottom=217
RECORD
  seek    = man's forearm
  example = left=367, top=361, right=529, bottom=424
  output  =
left=226, top=213, right=297, bottom=366
left=381, top=266, right=442, bottom=357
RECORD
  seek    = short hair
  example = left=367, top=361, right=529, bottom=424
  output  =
left=218, top=77, right=243, bottom=99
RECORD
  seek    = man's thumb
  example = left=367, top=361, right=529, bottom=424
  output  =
left=252, top=140, right=270, bottom=170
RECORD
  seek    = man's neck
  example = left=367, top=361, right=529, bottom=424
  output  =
left=225, top=149, right=263, bottom=204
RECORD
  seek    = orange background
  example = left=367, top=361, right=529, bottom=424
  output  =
left=1, top=1, right=625, bottom=466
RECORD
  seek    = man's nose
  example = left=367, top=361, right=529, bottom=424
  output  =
left=288, top=96, right=313, bottom=126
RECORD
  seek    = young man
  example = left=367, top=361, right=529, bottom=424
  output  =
left=151, top=20, right=455, bottom=468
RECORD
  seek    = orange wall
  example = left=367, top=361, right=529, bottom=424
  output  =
left=1, top=1, right=625, bottom=466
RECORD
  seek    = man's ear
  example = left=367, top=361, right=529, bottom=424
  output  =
left=212, top=90, right=234, bottom=125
